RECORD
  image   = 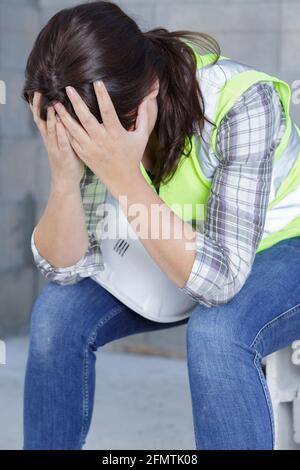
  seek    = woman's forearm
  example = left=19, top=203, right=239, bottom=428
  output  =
left=33, top=182, right=89, bottom=268
left=117, top=173, right=197, bottom=288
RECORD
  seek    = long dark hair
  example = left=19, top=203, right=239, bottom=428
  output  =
left=22, top=1, right=220, bottom=187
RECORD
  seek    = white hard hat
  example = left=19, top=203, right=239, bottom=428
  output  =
left=92, top=190, right=197, bottom=323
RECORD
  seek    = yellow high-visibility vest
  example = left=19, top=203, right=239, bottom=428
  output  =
left=139, top=46, right=300, bottom=253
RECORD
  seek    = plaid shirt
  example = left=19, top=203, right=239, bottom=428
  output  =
left=31, top=81, right=286, bottom=307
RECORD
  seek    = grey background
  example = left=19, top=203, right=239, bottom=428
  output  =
left=0, top=0, right=300, bottom=356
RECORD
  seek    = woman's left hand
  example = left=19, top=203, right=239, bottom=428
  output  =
left=54, top=80, right=150, bottom=197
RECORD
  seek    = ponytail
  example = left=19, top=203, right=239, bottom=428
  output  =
left=143, top=28, right=220, bottom=186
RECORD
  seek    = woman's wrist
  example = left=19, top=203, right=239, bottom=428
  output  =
left=50, top=177, right=81, bottom=197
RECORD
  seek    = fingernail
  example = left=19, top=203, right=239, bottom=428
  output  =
left=95, top=80, right=104, bottom=89
left=66, top=86, right=75, bottom=96
left=54, top=102, right=63, bottom=112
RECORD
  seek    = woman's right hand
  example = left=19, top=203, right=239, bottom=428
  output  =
left=31, top=91, right=85, bottom=193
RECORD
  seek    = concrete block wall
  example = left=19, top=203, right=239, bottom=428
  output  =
left=0, top=0, right=299, bottom=355
left=0, top=0, right=41, bottom=337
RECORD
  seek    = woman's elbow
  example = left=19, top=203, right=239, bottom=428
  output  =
left=181, top=272, right=248, bottom=308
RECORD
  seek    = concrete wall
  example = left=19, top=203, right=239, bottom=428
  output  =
left=0, top=0, right=299, bottom=355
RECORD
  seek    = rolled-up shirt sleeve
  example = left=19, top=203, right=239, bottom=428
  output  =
left=179, top=81, right=285, bottom=307
left=31, top=226, right=103, bottom=286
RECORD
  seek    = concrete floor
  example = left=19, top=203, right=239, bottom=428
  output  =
left=0, top=336, right=195, bottom=450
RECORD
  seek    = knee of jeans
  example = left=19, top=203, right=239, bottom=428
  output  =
left=186, top=304, right=242, bottom=358
left=28, top=281, right=83, bottom=360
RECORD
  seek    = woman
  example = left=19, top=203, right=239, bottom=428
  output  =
left=22, top=1, right=300, bottom=450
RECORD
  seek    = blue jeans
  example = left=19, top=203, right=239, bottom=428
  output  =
left=23, top=235, right=300, bottom=450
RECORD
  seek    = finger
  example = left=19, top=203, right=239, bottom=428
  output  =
left=68, top=132, right=86, bottom=161
left=65, top=125, right=82, bottom=155
left=54, top=101, right=91, bottom=147
left=135, top=98, right=149, bottom=136
left=60, top=118, right=85, bottom=160
left=32, top=91, right=47, bottom=137
left=93, top=80, right=123, bottom=135
left=64, top=125, right=72, bottom=143
left=65, top=86, right=103, bottom=140
left=47, top=106, right=58, bottom=147
left=56, top=120, right=72, bottom=153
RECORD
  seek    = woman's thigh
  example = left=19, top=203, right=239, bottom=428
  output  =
left=29, top=235, right=300, bottom=356
left=28, top=277, right=188, bottom=354
left=186, top=235, right=300, bottom=357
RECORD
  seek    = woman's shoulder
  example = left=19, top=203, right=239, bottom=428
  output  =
left=218, top=80, right=284, bottom=139
left=216, top=80, right=285, bottom=164
left=227, top=81, right=281, bottom=112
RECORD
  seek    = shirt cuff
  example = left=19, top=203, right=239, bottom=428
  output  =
left=30, top=226, right=104, bottom=280
left=178, top=229, right=212, bottom=305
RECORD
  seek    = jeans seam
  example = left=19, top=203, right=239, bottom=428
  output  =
left=249, top=302, right=300, bottom=451
left=78, top=303, right=125, bottom=449
left=253, top=352, right=275, bottom=449
left=250, top=302, right=300, bottom=353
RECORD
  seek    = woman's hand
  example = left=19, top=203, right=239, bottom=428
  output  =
left=53, top=80, right=150, bottom=198
left=30, top=91, right=84, bottom=193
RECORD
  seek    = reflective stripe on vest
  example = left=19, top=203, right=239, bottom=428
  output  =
left=191, top=49, right=300, bottom=252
